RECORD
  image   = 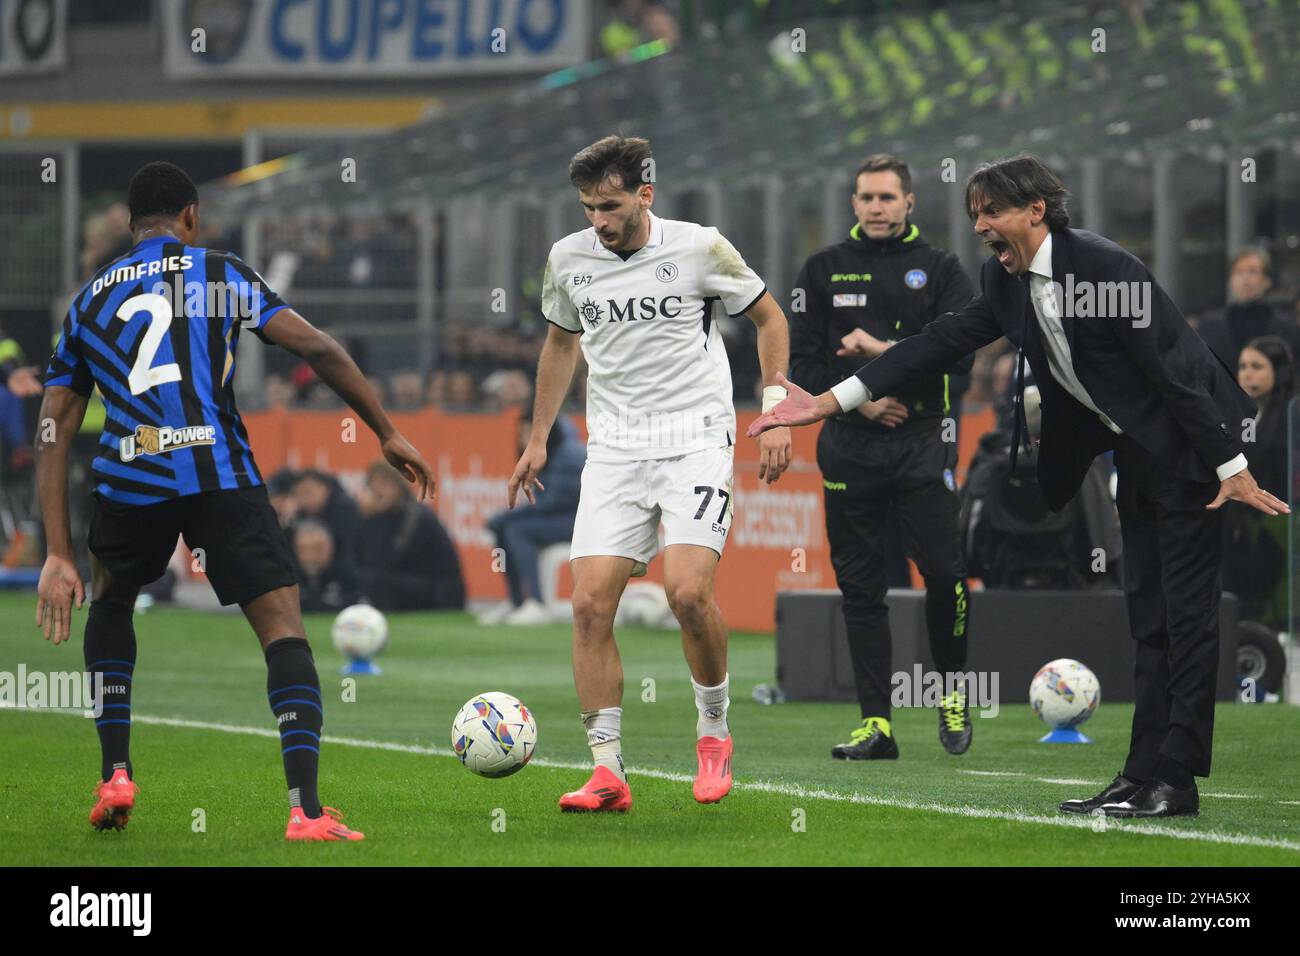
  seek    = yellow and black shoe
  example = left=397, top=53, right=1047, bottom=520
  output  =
left=831, top=717, right=898, bottom=760
left=939, top=690, right=972, bottom=755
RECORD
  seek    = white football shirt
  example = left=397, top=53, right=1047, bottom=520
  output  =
left=541, top=211, right=766, bottom=462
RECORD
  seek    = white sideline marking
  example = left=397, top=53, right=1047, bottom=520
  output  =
left=15, top=710, right=1296, bottom=854
left=957, top=770, right=1024, bottom=778
left=962, top=771, right=1105, bottom=786
left=1202, top=793, right=1252, bottom=799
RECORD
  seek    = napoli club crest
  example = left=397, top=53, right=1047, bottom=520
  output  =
left=905, top=269, right=927, bottom=289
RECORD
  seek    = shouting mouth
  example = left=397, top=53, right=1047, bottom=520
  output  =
left=986, top=238, right=1014, bottom=268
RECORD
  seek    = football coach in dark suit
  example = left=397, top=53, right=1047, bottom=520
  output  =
left=750, top=155, right=1288, bottom=818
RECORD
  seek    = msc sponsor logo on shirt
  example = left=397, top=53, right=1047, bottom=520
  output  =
left=119, top=424, right=217, bottom=463
left=579, top=296, right=684, bottom=328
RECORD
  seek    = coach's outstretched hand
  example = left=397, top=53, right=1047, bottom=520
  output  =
left=382, top=433, right=436, bottom=502
left=747, top=373, right=840, bottom=437
left=1207, top=468, right=1290, bottom=517
left=507, top=442, right=547, bottom=509
left=36, top=554, right=84, bottom=646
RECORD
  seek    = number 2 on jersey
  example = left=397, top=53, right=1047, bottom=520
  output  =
left=116, top=293, right=183, bottom=395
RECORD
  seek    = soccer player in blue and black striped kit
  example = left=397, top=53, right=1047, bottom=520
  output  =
left=34, top=161, right=435, bottom=841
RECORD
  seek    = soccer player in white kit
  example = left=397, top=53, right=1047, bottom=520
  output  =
left=507, top=136, right=793, bottom=810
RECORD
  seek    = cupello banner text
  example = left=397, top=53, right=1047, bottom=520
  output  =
left=162, top=0, right=590, bottom=79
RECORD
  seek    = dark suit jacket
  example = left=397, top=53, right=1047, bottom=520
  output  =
left=853, top=228, right=1258, bottom=511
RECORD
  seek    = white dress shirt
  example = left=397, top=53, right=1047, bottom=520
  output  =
left=1025, top=233, right=1123, bottom=436
left=831, top=231, right=1247, bottom=482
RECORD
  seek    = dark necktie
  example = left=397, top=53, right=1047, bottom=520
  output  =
left=1009, top=274, right=1033, bottom=473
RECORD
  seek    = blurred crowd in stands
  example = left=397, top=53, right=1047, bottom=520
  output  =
left=266, top=461, right=466, bottom=614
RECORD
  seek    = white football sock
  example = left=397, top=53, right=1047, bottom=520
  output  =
left=692, top=674, right=730, bottom=739
left=581, top=707, right=625, bottom=783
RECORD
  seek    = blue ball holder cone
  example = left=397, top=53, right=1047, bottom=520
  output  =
left=341, top=657, right=382, bottom=676
left=1039, top=726, right=1092, bottom=743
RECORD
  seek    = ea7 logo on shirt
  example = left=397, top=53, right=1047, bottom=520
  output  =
left=119, top=424, right=217, bottom=462
left=572, top=274, right=593, bottom=287
left=655, top=262, right=679, bottom=282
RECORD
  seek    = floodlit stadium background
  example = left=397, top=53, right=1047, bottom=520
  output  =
left=2, top=0, right=1299, bottom=636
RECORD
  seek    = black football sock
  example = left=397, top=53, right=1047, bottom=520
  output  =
left=265, top=637, right=323, bottom=818
left=1155, top=754, right=1195, bottom=790
left=84, top=601, right=137, bottom=782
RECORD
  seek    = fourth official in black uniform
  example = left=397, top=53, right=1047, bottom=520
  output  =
left=790, top=154, right=977, bottom=759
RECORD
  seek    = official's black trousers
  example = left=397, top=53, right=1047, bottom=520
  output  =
left=818, top=419, right=970, bottom=720
left=1113, top=435, right=1225, bottom=779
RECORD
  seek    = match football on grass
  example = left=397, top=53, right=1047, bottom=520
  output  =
left=2, top=0, right=1298, bottom=914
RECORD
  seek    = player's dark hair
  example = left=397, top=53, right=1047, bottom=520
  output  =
left=853, top=153, right=912, bottom=196
left=128, top=161, right=199, bottom=224
left=1244, top=335, right=1295, bottom=404
left=568, top=136, right=653, bottom=193
left=966, top=155, right=1071, bottom=231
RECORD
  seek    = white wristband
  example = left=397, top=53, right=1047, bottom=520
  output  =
left=762, top=386, right=788, bottom=413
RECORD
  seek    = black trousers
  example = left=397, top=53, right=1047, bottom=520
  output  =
left=1112, top=435, right=1225, bottom=779
left=818, top=419, right=970, bottom=719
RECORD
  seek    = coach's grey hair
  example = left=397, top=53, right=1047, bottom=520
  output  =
left=965, top=154, right=1071, bottom=231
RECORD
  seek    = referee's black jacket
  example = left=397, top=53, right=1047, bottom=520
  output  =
left=789, top=221, right=975, bottom=436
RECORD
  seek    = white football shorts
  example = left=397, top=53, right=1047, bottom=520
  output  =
left=570, top=445, right=735, bottom=568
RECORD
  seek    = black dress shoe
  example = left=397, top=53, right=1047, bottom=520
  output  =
left=1101, top=780, right=1199, bottom=818
left=1059, top=774, right=1143, bottom=814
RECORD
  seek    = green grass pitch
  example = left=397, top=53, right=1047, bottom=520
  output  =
left=2, top=592, right=1297, bottom=866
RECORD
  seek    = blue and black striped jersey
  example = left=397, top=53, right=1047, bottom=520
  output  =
left=45, top=235, right=288, bottom=504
